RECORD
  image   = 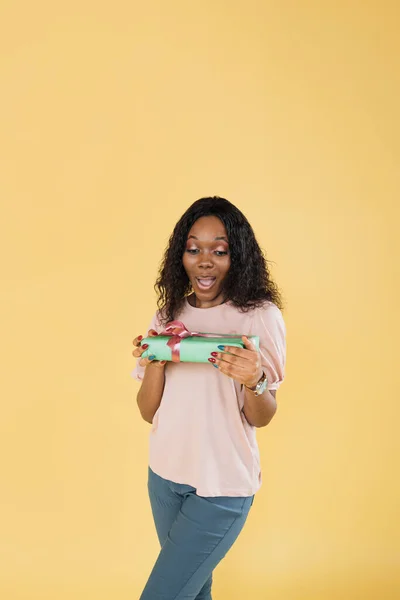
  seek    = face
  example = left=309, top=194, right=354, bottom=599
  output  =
left=182, top=215, right=231, bottom=308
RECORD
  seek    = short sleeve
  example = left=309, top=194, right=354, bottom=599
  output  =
left=251, top=303, right=286, bottom=391
left=130, top=310, right=163, bottom=382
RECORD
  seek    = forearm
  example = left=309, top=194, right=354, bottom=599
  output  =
left=242, top=387, right=277, bottom=428
left=137, top=364, right=166, bottom=423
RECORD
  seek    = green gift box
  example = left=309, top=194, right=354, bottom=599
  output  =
left=140, top=320, right=259, bottom=363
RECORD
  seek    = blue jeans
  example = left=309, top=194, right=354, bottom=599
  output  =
left=139, top=466, right=255, bottom=600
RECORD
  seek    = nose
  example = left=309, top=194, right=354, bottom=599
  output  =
left=197, top=253, right=214, bottom=268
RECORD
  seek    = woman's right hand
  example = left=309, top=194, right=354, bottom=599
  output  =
left=132, top=329, right=167, bottom=368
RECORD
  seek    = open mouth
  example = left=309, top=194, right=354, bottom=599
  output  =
left=195, top=277, right=217, bottom=291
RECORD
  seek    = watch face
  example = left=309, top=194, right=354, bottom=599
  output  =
left=256, top=376, right=268, bottom=395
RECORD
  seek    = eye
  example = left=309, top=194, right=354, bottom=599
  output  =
left=185, top=249, right=228, bottom=256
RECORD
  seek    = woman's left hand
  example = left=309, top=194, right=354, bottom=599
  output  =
left=209, top=336, right=263, bottom=388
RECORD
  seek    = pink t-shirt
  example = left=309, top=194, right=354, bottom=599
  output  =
left=131, top=298, right=286, bottom=497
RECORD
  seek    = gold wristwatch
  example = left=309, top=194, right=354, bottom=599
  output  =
left=245, top=371, right=268, bottom=396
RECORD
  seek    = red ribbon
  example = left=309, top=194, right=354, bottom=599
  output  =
left=159, top=320, right=241, bottom=362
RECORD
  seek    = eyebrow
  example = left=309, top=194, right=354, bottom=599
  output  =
left=188, top=235, right=229, bottom=242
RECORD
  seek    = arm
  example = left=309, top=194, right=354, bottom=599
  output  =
left=242, top=304, right=285, bottom=427
left=213, top=303, right=286, bottom=428
left=243, top=386, right=277, bottom=428
left=137, top=362, right=166, bottom=424
left=132, top=317, right=167, bottom=424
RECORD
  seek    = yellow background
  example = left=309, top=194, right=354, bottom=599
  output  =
left=1, top=1, right=398, bottom=598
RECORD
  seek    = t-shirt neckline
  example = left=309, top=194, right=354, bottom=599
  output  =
left=185, top=297, right=230, bottom=310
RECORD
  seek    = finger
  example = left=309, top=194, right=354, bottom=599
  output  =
left=148, top=329, right=159, bottom=337
left=215, top=361, right=246, bottom=380
left=216, top=343, right=255, bottom=360
left=213, top=352, right=260, bottom=376
left=242, top=335, right=258, bottom=352
left=132, top=337, right=149, bottom=354
left=216, top=360, right=259, bottom=387
left=132, top=335, right=144, bottom=347
left=139, top=355, right=155, bottom=367
left=132, top=343, right=149, bottom=358
left=212, top=348, right=254, bottom=367
left=212, top=352, right=246, bottom=371
left=139, top=356, right=167, bottom=368
left=213, top=352, right=243, bottom=367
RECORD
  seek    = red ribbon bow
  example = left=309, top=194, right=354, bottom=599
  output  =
left=159, top=320, right=240, bottom=362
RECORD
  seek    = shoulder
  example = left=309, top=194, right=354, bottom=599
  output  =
left=145, top=308, right=166, bottom=333
left=250, top=301, right=286, bottom=335
left=154, top=309, right=167, bottom=330
left=252, top=300, right=284, bottom=321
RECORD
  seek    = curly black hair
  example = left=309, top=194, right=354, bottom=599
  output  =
left=154, top=196, right=285, bottom=325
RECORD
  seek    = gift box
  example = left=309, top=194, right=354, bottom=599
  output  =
left=139, top=320, right=259, bottom=363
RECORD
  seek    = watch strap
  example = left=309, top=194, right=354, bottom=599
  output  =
left=245, top=370, right=267, bottom=392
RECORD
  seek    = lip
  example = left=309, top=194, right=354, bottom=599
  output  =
left=195, top=277, right=217, bottom=291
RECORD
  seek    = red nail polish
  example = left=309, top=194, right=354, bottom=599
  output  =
left=211, top=352, right=218, bottom=357
left=208, top=357, right=216, bottom=363
left=138, top=335, right=143, bottom=341
left=142, top=344, right=149, bottom=349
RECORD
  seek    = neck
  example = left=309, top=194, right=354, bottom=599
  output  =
left=193, top=294, right=227, bottom=308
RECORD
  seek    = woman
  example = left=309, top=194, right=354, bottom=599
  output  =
left=131, top=196, right=286, bottom=599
